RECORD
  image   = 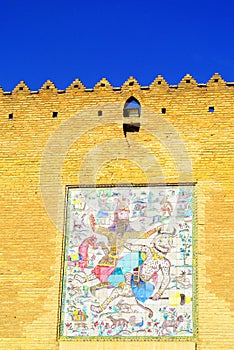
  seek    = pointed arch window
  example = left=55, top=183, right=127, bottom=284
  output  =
left=123, top=97, right=141, bottom=118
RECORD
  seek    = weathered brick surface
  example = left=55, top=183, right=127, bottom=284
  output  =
left=0, top=74, right=233, bottom=349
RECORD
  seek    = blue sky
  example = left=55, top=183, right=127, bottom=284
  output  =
left=0, top=0, right=233, bottom=90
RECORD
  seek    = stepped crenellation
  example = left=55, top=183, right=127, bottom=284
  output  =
left=0, top=73, right=233, bottom=95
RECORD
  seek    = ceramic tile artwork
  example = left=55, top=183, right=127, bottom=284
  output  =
left=59, top=185, right=196, bottom=340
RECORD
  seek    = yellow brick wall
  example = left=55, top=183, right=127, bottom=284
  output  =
left=0, top=74, right=233, bottom=349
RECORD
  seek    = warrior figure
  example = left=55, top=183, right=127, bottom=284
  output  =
left=90, top=233, right=173, bottom=315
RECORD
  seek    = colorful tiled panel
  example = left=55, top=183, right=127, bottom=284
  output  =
left=59, top=185, right=196, bottom=340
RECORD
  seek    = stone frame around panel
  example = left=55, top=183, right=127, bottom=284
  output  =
left=59, top=184, right=197, bottom=341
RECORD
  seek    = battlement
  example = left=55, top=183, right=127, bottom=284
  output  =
left=0, top=72, right=233, bottom=124
left=0, top=73, right=234, bottom=96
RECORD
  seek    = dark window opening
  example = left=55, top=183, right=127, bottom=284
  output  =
left=98, top=110, right=102, bottom=116
left=129, top=81, right=134, bottom=86
left=9, top=113, right=13, bottom=120
left=161, top=108, right=166, bottom=114
left=214, top=79, right=219, bottom=83
left=19, top=87, right=24, bottom=90
left=46, top=85, right=50, bottom=89
left=52, top=112, right=58, bottom=118
left=100, top=83, right=105, bottom=87
left=158, top=81, right=162, bottom=85
left=186, top=79, right=190, bottom=83
left=74, top=84, right=79, bottom=88
left=123, top=123, right=140, bottom=137
left=123, top=97, right=141, bottom=117
left=209, top=106, right=214, bottom=113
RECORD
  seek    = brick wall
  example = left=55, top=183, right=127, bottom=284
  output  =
left=0, top=73, right=233, bottom=349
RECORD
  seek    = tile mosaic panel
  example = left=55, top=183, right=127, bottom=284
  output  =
left=59, top=185, right=196, bottom=340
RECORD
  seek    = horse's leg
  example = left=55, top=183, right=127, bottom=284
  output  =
left=90, top=286, right=121, bottom=313
left=90, top=273, right=134, bottom=313
left=89, top=282, right=113, bottom=296
left=74, top=272, right=97, bottom=284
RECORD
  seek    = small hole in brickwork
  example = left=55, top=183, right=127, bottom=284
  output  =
left=123, top=123, right=140, bottom=137
left=214, top=79, right=219, bottom=83
left=74, top=84, right=79, bottom=88
left=52, top=112, right=58, bottom=118
left=98, top=110, right=102, bottom=116
left=129, top=81, right=134, bottom=86
left=161, top=108, right=166, bottom=114
left=158, top=81, right=162, bottom=85
left=46, top=85, right=50, bottom=89
left=100, top=83, right=105, bottom=87
left=19, top=86, right=24, bottom=91
left=209, top=106, right=214, bottom=113
left=186, top=79, right=190, bottom=83
left=9, top=113, right=13, bottom=120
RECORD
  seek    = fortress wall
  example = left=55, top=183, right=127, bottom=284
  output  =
left=0, top=74, right=233, bottom=349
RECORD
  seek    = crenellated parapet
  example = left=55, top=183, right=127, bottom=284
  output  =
left=0, top=73, right=233, bottom=96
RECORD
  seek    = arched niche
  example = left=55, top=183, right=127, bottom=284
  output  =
left=123, top=97, right=141, bottom=118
